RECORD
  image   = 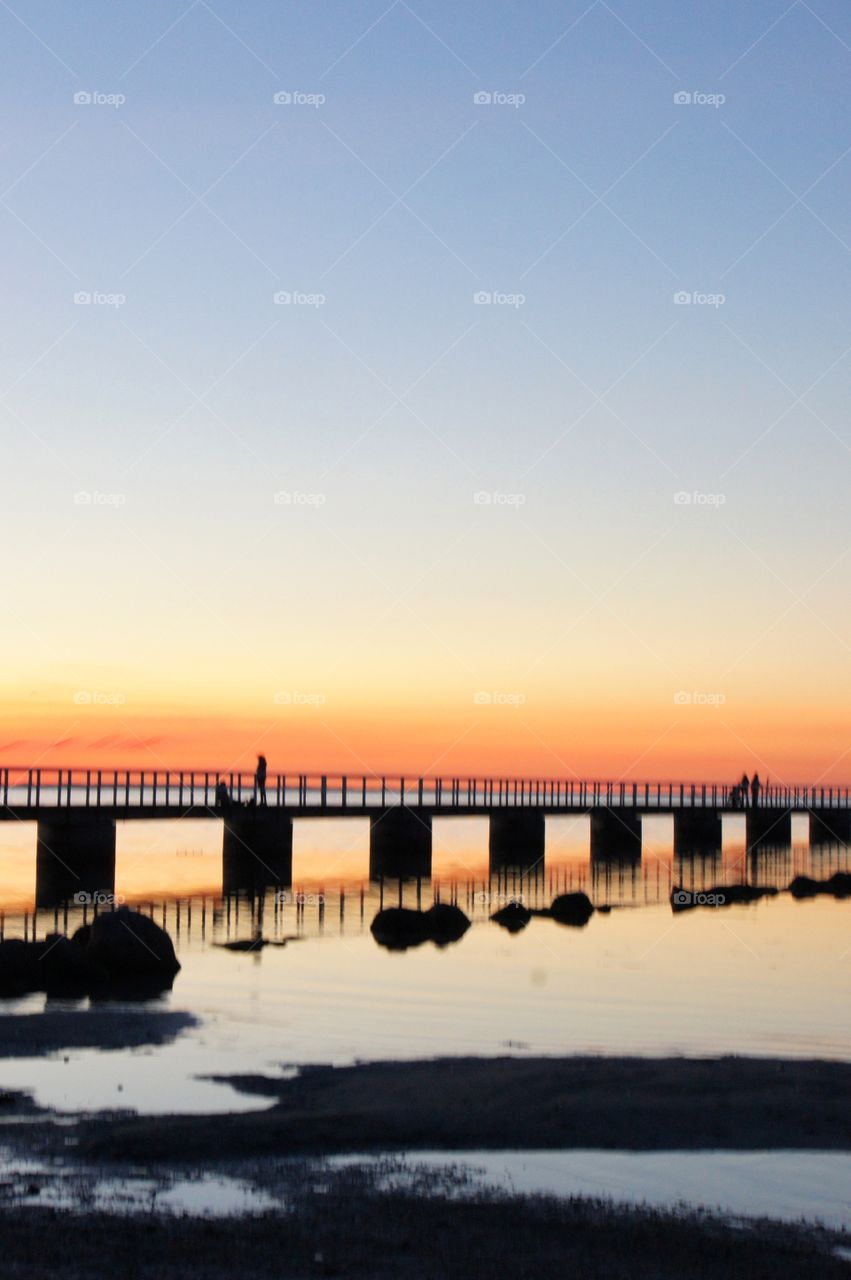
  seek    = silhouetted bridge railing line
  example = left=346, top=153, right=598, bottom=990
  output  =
left=2, top=767, right=850, bottom=814
left=3, top=766, right=849, bottom=910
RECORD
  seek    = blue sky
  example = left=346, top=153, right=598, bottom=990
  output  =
left=1, top=0, right=850, bottom=776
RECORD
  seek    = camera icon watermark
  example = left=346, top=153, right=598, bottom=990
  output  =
left=273, top=90, right=326, bottom=108
left=273, top=290, right=325, bottom=307
left=672, top=889, right=726, bottom=906
left=474, top=891, right=527, bottom=906
left=73, top=891, right=125, bottom=906
left=473, top=90, right=526, bottom=108
left=74, top=291, right=126, bottom=308
left=73, top=90, right=126, bottom=109
left=474, top=691, right=527, bottom=707
left=673, top=290, right=725, bottom=308
left=273, top=490, right=326, bottom=506
left=473, top=491, right=526, bottom=506
left=74, top=490, right=126, bottom=507
left=673, top=691, right=726, bottom=707
left=673, top=90, right=725, bottom=108
left=274, top=889, right=325, bottom=906
left=73, top=691, right=127, bottom=706
left=673, top=491, right=726, bottom=507
left=273, top=691, right=326, bottom=706
left=473, top=290, right=526, bottom=308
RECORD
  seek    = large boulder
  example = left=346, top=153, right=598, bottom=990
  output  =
left=36, top=934, right=100, bottom=996
left=547, top=892, right=594, bottom=927
left=672, top=884, right=778, bottom=912
left=790, top=872, right=851, bottom=900
left=425, top=903, right=470, bottom=947
left=370, top=907, right=432, bottom=951
left=371, top=903, right=471, bottom=951
left=0, top=940, right=39, bottom=995
left=73, top=907, right=180, bottom=981
left=0, top=935, right=98, bottom=997
left=491, top=902, right=532, bottom=933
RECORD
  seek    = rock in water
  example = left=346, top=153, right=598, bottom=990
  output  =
left=425, top=902, right=470, bottom=946
left=370, top=907, right=432, bottom=951
left=548, top=892, right=594, bottom=927
left=371, top=904, right=471, bottom=951
left=74, top=907, right=180, bottom=979
left=491, top=902, right=532, bottom=933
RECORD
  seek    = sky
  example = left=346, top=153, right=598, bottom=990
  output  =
left=0, top=0, right=850, bottom=783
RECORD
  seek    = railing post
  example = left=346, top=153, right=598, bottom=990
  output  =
left=179, top=772, right=184, bottom=806
left=342, top=776, right=347, bottom=809
left=321, top=775, right=327, bottom=808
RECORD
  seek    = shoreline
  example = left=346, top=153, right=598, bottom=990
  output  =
left=63, top=1053, right=851, bottom=1160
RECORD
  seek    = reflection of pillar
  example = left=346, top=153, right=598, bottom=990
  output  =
left=36, top=813, right=116, bottom=908
left=674, top=849, right=722, bottom=892
left=590, top=809, right=641, bottom=858
left=222, top=810, right=293, bottom=894
left=369, top=808, right=431, bottom=880
left=673, top=809, right=723, bottom=854
left=809, top=809, right=851, bottom=845
left=488, top=811, right=545, bottom=873
left=746, top=808, right=792, bottom=848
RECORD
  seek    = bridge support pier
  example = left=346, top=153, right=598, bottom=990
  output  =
left=369, top=808, right=431, bottom=880
left=222, top=809, right=293, bottom=894
left=488, top=811, right=545, bottom=872
left=673, top=809, right=723, bottom=854
left=809, top=809, right=851, bottom=845
left=746, top=808, right=792, bottom=848
left=36, top=813, right=116, bottom=908
left=590, top=809, right=641, bottom=858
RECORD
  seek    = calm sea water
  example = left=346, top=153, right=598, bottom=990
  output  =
left=0, top=817, right=848, bottom=1114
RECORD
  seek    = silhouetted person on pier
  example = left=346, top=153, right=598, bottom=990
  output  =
left=740, top=772, right=750, bottom=807
left=255, top=754, right=267, bottom=806
left=751, top=773, right=761, bottom=808
left=731, top=783, right=742, bottom=810
left=215, top=780, right=232, bottom=815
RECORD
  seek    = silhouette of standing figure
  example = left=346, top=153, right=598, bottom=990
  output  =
left=255, top=754, right=268, bottom=806
left=215, top=779, right=232, bottom=815
left=751, top=773, right=761, bottom=809
left=740, top=772, right=750, bottom=808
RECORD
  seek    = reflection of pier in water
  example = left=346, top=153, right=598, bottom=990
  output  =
left=3, top=842, right=849, bottom=947
left=0, top=765, right=848, bottom=907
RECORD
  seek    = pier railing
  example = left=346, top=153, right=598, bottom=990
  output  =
left=0, top=769, right=848, bottom=813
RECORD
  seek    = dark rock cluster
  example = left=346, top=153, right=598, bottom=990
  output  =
left=0, top=907, right=180, bottom=999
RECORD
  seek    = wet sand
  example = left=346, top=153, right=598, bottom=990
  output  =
left=0, top=1010, right=196, bottom=1058
left=0, top=1177, right=848, bottom=1279
left=0, top=1050, right=849, bottom=1276
left=78, top=1054, right=851, bottom=1161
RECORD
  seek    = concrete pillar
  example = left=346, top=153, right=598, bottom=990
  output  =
left=746, top=808, right=792, bottom=848
left=369, top=808, right=431, bottom=880
left=809, top=809, right=851, bottom=845
left=222, top=809, right=293, bottom=894
left=590, top=808, right=641, bottom=858
left=673, top=809, right=723, bottom=854
left=36, top=813, right=116, bottom=909
left=488, top=811, right=545, bottom=873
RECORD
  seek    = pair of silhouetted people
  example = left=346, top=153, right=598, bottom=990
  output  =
left=214, top=755, right=267, bottom=811
left=734, top=772, right=761, bottom=809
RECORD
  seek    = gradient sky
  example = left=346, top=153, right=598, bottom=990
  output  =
left=1, top=0, right=850, bottom=782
